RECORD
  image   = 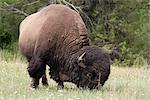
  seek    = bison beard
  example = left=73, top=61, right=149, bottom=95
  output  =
left=19, top=4, right=111, bottom=90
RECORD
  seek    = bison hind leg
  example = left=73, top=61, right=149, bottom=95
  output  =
left=28, top=58, right=47, bottom=88
left=30, top=73, right=48, bottom=88
left=31, top=78, right=39, bottom=88
left=41, top=73, right=48, bottom=86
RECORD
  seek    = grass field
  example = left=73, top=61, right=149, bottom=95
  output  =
left=0, top=59, right=150, bottom=100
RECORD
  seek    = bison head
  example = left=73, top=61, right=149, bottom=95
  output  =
left=70, top=46, right=110, bottom=89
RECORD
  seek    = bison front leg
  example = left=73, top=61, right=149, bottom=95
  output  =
left=49, top=67, right=64, bottom=90
left=57, top=80, right=64, bottom=90
left=41, top=73, right=48, bottom=86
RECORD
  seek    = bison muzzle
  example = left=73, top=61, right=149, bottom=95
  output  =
left=19, top=4, right=110, bottom=90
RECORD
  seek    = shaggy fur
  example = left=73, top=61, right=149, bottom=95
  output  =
left=68, top=46, right=110, bottom=89
left=19, top=4, right=110, bottom=89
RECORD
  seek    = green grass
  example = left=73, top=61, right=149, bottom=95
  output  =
left=0, top=59, right=150, bottom=100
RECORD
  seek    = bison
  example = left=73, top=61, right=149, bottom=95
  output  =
left=19, top=4, right=111, bottom=89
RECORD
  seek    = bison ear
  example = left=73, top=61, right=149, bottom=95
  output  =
left=77, top=52, right=86, bottom=68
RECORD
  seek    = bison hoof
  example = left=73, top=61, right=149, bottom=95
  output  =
left=42, top=82, right=49, bottom=86
left=31, top=78, right=39, bottom=88
left=57, top=84, right=64, bottom=90
left=30, top=83, right=38, bottom=88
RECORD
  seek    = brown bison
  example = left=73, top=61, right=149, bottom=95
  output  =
left=19, top=4, right=111, bottom=89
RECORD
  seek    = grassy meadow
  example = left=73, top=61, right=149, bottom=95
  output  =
left=0, top=52, right=150, bottom=100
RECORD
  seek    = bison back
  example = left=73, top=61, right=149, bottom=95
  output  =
left=19, top=4, right=89, bottom=60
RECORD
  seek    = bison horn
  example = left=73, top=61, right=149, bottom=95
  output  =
left=78, top=52, right=86, bottom=68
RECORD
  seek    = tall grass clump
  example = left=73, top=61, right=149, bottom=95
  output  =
left=0, top=42, right=25, bottom=62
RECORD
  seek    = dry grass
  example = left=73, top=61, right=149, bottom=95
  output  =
left=0, top=59, right=149, bottom=100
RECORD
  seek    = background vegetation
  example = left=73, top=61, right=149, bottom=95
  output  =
left=0, top=0, right=149, bottom=67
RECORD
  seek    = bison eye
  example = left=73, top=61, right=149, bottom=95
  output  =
left=87, top=73, right=92, bottom=77
left=78, top=60, right=82, bottom=63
